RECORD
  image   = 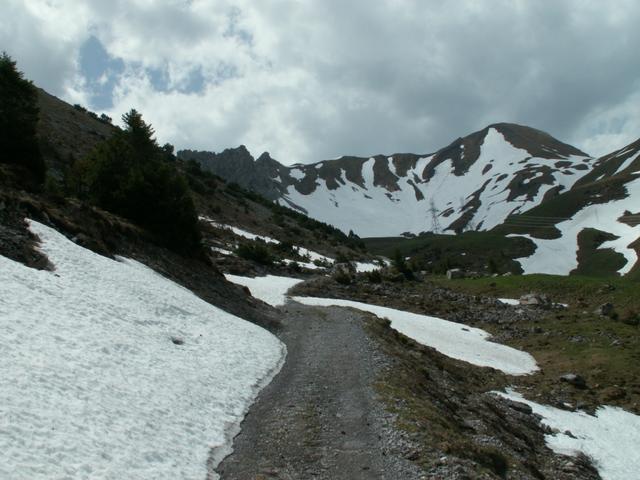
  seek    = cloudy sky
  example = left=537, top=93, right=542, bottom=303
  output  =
left=2, top=0, right=640, bottom=164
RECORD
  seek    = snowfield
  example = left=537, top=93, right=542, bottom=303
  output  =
left=513, top=177, right=640, bottom=275
left=225, top=274, right=304, bottom=307
left=291, top=296, right=538, bottom=375
left=0, top=221, right=285, bottom=480
left=496, top=389, right=640, bottom=480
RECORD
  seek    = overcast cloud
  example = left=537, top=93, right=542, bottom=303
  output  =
left=2, top=0, right=640, bottom=163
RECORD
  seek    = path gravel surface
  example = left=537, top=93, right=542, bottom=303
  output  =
left=216, top=301, right=424, bottom=480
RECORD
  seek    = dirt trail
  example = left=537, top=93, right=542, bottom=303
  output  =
left=216, top=301, right=423, bottom=480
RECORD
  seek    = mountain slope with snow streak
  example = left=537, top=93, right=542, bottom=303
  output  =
left=184, top=123, right=593, bottom=237
left=504, top=138, right=640, bottom=276
left=0, top=220, right=285, bottom=480
left=280, top=125, right=593, bottom=237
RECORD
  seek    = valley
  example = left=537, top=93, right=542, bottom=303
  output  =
left=1, top=54, right=639, bottom=480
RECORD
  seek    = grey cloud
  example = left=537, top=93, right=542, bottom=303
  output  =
left=3, top=0, right=640, bottom=161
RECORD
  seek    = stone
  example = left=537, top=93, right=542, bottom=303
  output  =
left=519, top=293, right=551, bottom=307
left=594, top=303, right=614, bottom=316
left=560, top=373, right=587, bottom=389
left=446, top=268, right=464, bottom=280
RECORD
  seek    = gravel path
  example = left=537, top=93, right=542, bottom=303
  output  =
left=215, top=301, right=424, bottom=480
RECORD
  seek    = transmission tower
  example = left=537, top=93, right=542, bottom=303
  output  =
left=429, top=199, right=441, bottom=234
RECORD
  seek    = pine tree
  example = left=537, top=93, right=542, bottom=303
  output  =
left=0, top=52, right=46, bottom=184
left=71, top=109, right=201, bottom=252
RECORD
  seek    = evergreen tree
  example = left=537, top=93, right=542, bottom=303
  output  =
left=71, top=109, right=201, bottom=252
left=0, top=52, right=46, bottom=184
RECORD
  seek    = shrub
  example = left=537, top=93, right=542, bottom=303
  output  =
left=333, top=269, right=352, bottom=285
left=366, top=269, right=382, bottom=283
left=236, top=242, right=273, bottom=265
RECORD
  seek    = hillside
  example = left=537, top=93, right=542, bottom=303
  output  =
left=496, top=138, right=640, bottom=277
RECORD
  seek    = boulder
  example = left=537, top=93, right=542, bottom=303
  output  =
left=594, top=303, right=614, bottom=317
left=519, top=293, right=551, bottom=308
left=446, top=268, right=465, bottom=280
left=560, top=373, right=587, bottom=389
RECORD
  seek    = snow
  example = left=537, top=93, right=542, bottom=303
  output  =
left=289, top=168, right=305, bottom=180
left=498, top=298, right=521, bottom=306
left=211, top=246, right=233, bottom=256
left=200, top=218, right=336, bottom=265
left=613, top=152, right=640, bottom=175
left=295, top=246, right=332, bottom=264
left=210, top=222, right=280, bottom=245
left=514, top=177, right=640, bottom=275
left=496, top=389, right=640, bottom=480
left=225, top=274, right=304, bottom=307
left=291, top=296, right=538, bottom=375
left=354, top=261, right=381, bottom=273
left=282, top=128, right=594, bottom=237
left=0, top=220, right=286, bottom=480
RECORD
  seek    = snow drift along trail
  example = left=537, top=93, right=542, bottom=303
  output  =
left=0, top=220, right=285, bottom=480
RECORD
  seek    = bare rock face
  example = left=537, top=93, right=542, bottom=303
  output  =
left=178, top=147, right=287, bottom=201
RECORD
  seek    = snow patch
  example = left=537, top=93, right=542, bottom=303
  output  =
left=291, top=296, right=538, bottom=375
left=496, top=389, right=640, bottom=480
left=289, top=168, right=305, bottom=180
left=225, top=274, right=304, bottom=307
left=0, top=221, right=285, bottom=480
left=514, top=177, right=640, bottom=275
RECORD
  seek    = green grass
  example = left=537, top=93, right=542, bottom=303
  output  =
left=429, top=273, right=640, bottom=412
left=364, top=231, right=535, bottom=274
left=429, top=272, right=639, bottom=310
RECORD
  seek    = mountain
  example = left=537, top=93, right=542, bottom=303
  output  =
left=180, top=123, right=593, bottom=237
left=497, top=137, right=640, bottom=277
left=179, top=146, right=288, bottom=201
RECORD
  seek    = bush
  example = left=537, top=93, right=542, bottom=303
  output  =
left=366, top=269, right=382, bottom=283
left=0, top=52, right=46, bottom=184
left=393, top=249, right=414, bottom=279
left=236, top=242, right=273, bottom=265
left=333, top=269, right=352, bottom=285
left=68, top=109, right=200, bottom=252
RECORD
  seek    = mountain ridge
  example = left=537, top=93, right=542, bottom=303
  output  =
left=179, top=123, right=595, bottom=237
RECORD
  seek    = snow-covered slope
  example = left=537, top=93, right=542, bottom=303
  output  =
left=280, top=125, right=593, bottom=237
left=184, top=123, right=593, bottom=237
left=0, top=221, right=285, bottom=480
left=507, top=138, right=640, bottom=276
left=497, top=389, right=640, bottom=480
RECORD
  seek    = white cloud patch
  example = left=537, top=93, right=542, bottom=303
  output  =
left=2, top=0, right=640, bottom=163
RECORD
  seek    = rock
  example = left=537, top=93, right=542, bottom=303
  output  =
left=519, top=293, right=551, bottom=308
left=560, top=373, right=587, bottom=389
left=446, top=268, right=464, bottom=280
left=503, top=399, right=533, bottom=415
left=594, top=303, right=614, bottom=316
